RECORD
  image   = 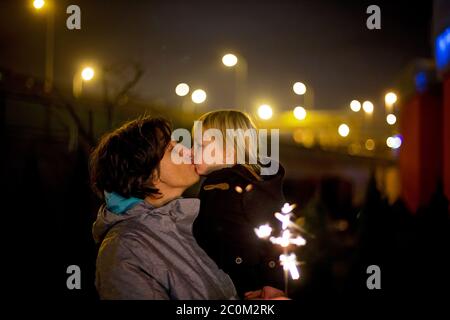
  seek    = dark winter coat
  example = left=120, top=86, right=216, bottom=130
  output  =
left=193, top=164, right=286, bottom=298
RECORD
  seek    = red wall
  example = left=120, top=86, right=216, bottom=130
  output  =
left=400, top=95, right=421, bottom=211
left=444, top=75, right=450, bottom=205
left=400, top=90, right=443, bottom=212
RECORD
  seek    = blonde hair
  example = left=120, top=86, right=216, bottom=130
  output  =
left=195, top=110, right=261, bottom=174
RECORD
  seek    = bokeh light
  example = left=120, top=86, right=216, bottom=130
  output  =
left=386, top=135, right=402, bottom=149
left=350, top=100, right=361, bottom=112
left=293, top=106, right=307, bottom=120
left=293, top=82, right=306, bottom=95
left=33, top=0, right=45, bottom=9
left=385, top=92, right=398, bottom=106
left=362, top=101, right=374, bottom=114
left=258, top=104, right=273, bottom=120
left=175, top=83, right=190, bottom=96
left=81, top=67, right=95, bottom=81
left=191, top=89, right=207, bottom=104
left=222, top=53, right=238, bottom=67
left=338, top=123, right=350, bottom=137
left=386, top=114, right=397, bottom=125
left=365, top=139, right=375, bottom=151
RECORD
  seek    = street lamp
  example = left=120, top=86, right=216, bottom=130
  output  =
left=385, top=92, right=397, bottom=105
left=257, top=104, right=273, bottom=120
left=81, top=67, right=95, bottom=81
left=33, top=0, right=54, bottom=93
left=293, top=81, right=314, bottom=108
left=362, top=101, right=374, bottom=114
left=338, top=123, right=350, bottom=137
left=175, top=83, right=190, bottom=97
left=386, top=135, right=402, bottom=149
left=293, top=82, right=306, bottom=95
left=191, top=89, right=207, bottom=104
left=33, top=0, right=45, bottom=9
left=293, top=106, right=307, bottom=120
left=350, top=100, right=361, bottom=112
left=222, top=52, right=247, bottom=110
left=222, top=54, right=238, bottom=67
left=385, top=91, right=397, bottom=113
left=365, top=139, right=375, bottom=151
left=73, top=66, right=95, bottom=97
left=386, top=114, right=397, bottom=125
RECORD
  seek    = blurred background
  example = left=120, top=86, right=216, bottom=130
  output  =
left=1, top=0, right=449, bottom=301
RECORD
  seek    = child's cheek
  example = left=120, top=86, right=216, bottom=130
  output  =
left=195, top=163, right=209, bottom=176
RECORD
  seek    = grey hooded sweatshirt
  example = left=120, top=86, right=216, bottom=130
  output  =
left=93, top=198, right=238, bottom=300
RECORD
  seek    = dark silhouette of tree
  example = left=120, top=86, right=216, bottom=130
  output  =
left=102, top=62, right=144, bottom=129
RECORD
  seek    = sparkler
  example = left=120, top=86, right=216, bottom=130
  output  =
left=254, top=202, right=306, bottom=294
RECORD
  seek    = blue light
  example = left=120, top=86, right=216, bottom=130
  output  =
left=415, top=71, right=427, bottom=93
left=435, top=27, right=450, bottom=71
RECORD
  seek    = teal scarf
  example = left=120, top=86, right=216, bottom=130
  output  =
left=104, top=191, right=143, bottom=215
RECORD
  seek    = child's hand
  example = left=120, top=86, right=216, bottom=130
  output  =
left=244, top=286, right=290, bottom=300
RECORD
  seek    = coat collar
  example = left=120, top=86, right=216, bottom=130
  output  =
left=129, top=197, right=201, bottom=233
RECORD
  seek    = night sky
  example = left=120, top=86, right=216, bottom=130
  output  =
left=0, top=0, right=433, bottom=110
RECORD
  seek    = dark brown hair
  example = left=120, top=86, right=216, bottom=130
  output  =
left=89, top=116, right=172, bottom=199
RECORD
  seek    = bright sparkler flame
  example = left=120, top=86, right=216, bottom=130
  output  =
left=281, top=230, right=291, bottom=247
left=291, top=236, right=306, bottom=246
left=257, top=202, right=306, bottom=283
left=280, top=253, right=300, bottom=280
left=281, top=202, right=296, bottom=214
left=275, top=212, right=291, bottom=230
left=254, top=224, right=272, bottom=238
left=270, top=230, right=306, bottom=247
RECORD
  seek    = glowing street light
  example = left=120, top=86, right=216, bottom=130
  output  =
left=386, top=135, right=402, bottom=149
left=81, top=67, right=95, bottom=81
left=362, top=101, right=374, bottom=114
left=175, top=83, right=190, bottom=96
left=293, top=81, right=315, bottom=108
left=33, top=0, right=45, bottom=9
left=365, top=139, right=375, bottom=151
left=73, top=66, right=95, bottom=97
left=222, top=53, right=238, bottom=67
left=338, top=123, right=350, bottom=137
left=221, top=52, right=247, bottom=109
left=350, top=100, right=361, bottom=112
left=385, top=92, right=397, bottom=106
left=191, top=89, right=207, bottom=104
left=385, top=92, right=397, bottom=113
left=32, top=0, right=54, bottom=92
left=386, top=114, right=397, bottom=125
left=293, top=106, right=307, bottom=120
left=293, top=82, right=306, bottom=95
left=258, top=104, right=273, bottom=120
